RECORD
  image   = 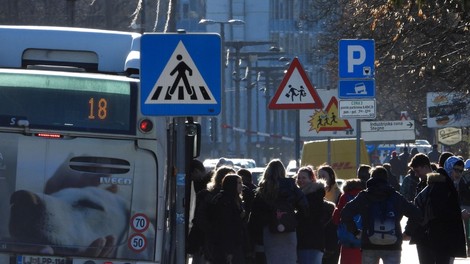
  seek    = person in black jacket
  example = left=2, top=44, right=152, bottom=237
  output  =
left=341, top=166, right=422, bottom=264
left=211, top=174, right=248, bottom=264
left=189, top=166, right=235, bottom=263
left=295, top=166, right=335, bottom=264
left=406, top=160, right=467, bottom=263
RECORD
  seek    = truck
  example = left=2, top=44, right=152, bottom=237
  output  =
left=301, top=138, right=370, bottom=179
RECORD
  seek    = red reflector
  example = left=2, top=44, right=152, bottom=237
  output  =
left=139, top=119, right=153, bottom=133
left=36, top=133, right=62, bottom=138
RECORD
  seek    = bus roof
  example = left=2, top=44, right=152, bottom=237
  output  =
left=0, top=26, right=141, bottom=74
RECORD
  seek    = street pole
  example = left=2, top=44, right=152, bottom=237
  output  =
left=296, top=110, right=300, bottom=168
left=220, top=23, right=227, bottom=157
left=234, top=45, right=241, bottom=156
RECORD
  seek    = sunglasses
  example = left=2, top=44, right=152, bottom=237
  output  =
left=453, top=168, right=464, bottom=173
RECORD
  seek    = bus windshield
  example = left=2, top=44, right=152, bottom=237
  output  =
left=0, top=70, right=137, bottom=135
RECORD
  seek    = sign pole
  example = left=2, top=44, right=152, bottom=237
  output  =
left=356, top=119, right=361, bottom=169
left=175, top=117, right=186, bottom=264
left=296, top=110, right=300, bottom=168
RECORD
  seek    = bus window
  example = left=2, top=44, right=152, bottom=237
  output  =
left=0, top=70, right=137, bottom=135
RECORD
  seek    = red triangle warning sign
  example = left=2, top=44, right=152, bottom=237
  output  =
left=268, top=57, right=323, bottom=110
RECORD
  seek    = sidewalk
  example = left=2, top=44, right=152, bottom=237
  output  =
left=399, top=217, right=468, bottom=263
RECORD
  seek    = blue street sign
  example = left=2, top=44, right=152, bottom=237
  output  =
left=338, top=79, right=375, bottom=98
left=140, top=33, right=221, bottom=116
left=338, top=39, right=375, bottom=79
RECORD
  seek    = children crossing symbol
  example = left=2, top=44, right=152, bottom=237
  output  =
left=268, top=57, right=323, bottom=110
left=145, top=41, right=217, bottom=104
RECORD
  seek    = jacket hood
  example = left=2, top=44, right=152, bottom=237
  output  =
left=444, top=156, right=464, bottom=178
left=427, top=171, right=448, bottom=184
left=365, top=177, right=395, bottom=200
left=301, top=180, right=325, bottom=195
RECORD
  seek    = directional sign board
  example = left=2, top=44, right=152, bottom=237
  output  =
left=361, top=120, right=415, bottom=132
left=269, top=57, right=323, bottom=110
left=339, top=79, right=375, bottom=98
left=338, top=39, right=375, bottom=79
left=361, top=120, right=415, bottom=141
left=339, top=99, right=376, bottom=119
left=140, top=33, right=221, bottom=116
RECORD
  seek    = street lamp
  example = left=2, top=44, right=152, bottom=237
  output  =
left=198, top=18, right=245, bottom=157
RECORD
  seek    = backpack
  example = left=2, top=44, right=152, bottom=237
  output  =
left=366, top=195, right=398, bottom=245
left=268, top=198, right=297, bottom=233
left=337, top=193, right=362, bottom=248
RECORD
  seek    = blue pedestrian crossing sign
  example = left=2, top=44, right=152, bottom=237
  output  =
left=141, top=33, right=221, bottom=116
left=338, top=39, right=375, bottom=79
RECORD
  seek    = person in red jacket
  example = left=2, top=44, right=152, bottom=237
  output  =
left=332, top=164, right=370, bottom=264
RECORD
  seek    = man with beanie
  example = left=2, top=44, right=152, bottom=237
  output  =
left=406, top=160, right=467, bottom=263
left=341, top=166, right=421, bottom=264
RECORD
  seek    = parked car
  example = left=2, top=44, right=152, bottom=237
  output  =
left=396, top=139, right=432, bottom=154
left=286, top=159, right=299, bottom=178
left=203, top=158, right=257, bottom=171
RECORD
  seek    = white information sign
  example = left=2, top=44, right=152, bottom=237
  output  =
left=361, top=120, right=415, bottom=132
left=339, top=99, right=376, bottom=119
left=360, top=120, right=416, bottom=142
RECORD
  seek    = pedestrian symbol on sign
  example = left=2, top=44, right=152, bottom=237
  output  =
left=166, top=54, right=193, bottom=99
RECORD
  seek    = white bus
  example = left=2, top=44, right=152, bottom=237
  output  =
left=0, top=26, right=196, bottom=264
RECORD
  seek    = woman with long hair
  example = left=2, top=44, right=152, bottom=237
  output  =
left=211, top=174, right=247, bottom=264
left=249, top=159, right=308, bottom=264
left=317, top=164, right=342, bottom=264
left=190, top=166, right=236, bottom=263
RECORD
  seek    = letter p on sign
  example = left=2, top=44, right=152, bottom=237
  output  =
left=347, top=45, right=366, bottom=73
left=339, top=39, right=375, bottom=79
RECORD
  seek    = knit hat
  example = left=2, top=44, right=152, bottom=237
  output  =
left=391, top=151, right=397, bottom=157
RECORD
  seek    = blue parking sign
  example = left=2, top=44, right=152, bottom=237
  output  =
left=339, top=39, right=375, bottom=79
left=339, top=79, right=375, bottom=98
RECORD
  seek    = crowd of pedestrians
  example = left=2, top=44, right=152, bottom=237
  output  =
left=187, top=148, right=470, bottom=264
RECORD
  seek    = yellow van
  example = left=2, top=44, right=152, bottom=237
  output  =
left=301, top=138, right=370, bottom=180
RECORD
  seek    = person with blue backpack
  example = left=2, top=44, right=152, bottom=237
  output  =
left=333, top=164, right=371, bottom=264
left=340, top=166, right=422, bottom=264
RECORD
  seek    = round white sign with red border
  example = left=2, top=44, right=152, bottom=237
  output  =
left=128, top=233, right=147, bottom=252
left=131, top=213, right=150, bottom=233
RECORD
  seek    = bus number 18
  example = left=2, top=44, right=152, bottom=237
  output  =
left=88, top=98, right=108, bottom=120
